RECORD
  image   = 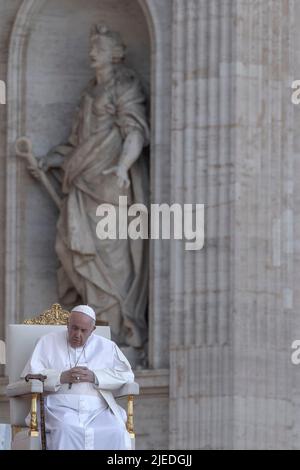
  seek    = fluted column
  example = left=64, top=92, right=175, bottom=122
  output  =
left=169, top=0, right=295, bottom=450
left=169, top=0, right=234, bottom=449
left=231, top=0, right=295, bottom=450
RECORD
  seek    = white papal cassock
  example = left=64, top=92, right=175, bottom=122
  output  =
left=21, top=330, right=134, bottom=450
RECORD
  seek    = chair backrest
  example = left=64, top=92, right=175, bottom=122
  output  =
left=7, top=324, right=111, bottom=382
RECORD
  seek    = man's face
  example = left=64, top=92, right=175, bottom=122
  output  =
left=67, top=312, right=95, bottom=348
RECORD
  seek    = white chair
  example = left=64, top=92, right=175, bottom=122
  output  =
left=6, top=304, right=139, bottom=450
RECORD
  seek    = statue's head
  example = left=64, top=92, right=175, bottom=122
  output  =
left=89, top=24, right=126, bottom=69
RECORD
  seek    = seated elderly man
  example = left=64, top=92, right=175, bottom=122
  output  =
left=21, top=305, right=134, bottom=450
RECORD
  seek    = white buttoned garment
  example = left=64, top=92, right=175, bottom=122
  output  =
left=21, top=330, right=134, bottom=450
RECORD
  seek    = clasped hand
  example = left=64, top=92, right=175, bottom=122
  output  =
left=60, top=366, right=95, bottom=385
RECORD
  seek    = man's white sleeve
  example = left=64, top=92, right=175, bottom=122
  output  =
left=20, top=337, right=62, bottom=392
left=93, top=343, right=134, bottom=390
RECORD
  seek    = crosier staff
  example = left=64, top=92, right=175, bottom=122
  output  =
left=15, top=136, right=61, bottom=209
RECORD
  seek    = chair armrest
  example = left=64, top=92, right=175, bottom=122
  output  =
left=6, top=379, right=43, bottom=397
left=113, top=381, right=139, bottom=398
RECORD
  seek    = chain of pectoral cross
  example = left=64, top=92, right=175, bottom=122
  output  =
left=66, top=334, right=87, bottom=389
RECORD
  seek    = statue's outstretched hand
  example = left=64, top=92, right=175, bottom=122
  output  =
left=27, top=155, right=53, bottom=176
left=102, top=164, right=130, bottom=189
left=37, top=156, right=50, bottom=172
left=27, top=156, right=43, bottom=181
left=28, top=155, right=51, bottom=179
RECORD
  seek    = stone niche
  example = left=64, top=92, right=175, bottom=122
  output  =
left=7, top=0, right=172, bottom=369
left=9, top=0, right=150, bottom=318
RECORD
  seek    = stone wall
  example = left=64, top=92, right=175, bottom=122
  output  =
left=1, top=0, right=300, bottom=450
left=168, top=0, right=298, bottom=450
left=0, top=0, right=171, bottom=451
left=0, top=0, right=22, bottom=378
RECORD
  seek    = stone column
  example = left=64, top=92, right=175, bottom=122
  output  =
left=231, top=0, right=295, bottom=450
left=169, top=0, right=296, bottom=449
left=169, top=0, right=234, bottom=449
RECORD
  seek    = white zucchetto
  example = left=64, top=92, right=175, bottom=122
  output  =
left=71, top=305, right=96, bottom=321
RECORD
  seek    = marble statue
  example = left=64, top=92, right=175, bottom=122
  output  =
left=17, top=25, right=149, bottom=362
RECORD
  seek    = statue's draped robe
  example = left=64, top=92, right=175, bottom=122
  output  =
left=56, top=65, right=149, bottom=348
left=21, top=330, right=134, bottom=450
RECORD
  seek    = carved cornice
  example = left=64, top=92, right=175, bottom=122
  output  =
left=23, top=303, right=69, bottom=325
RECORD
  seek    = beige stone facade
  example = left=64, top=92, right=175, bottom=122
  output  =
left=0, top=0, right=300, bottom=450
